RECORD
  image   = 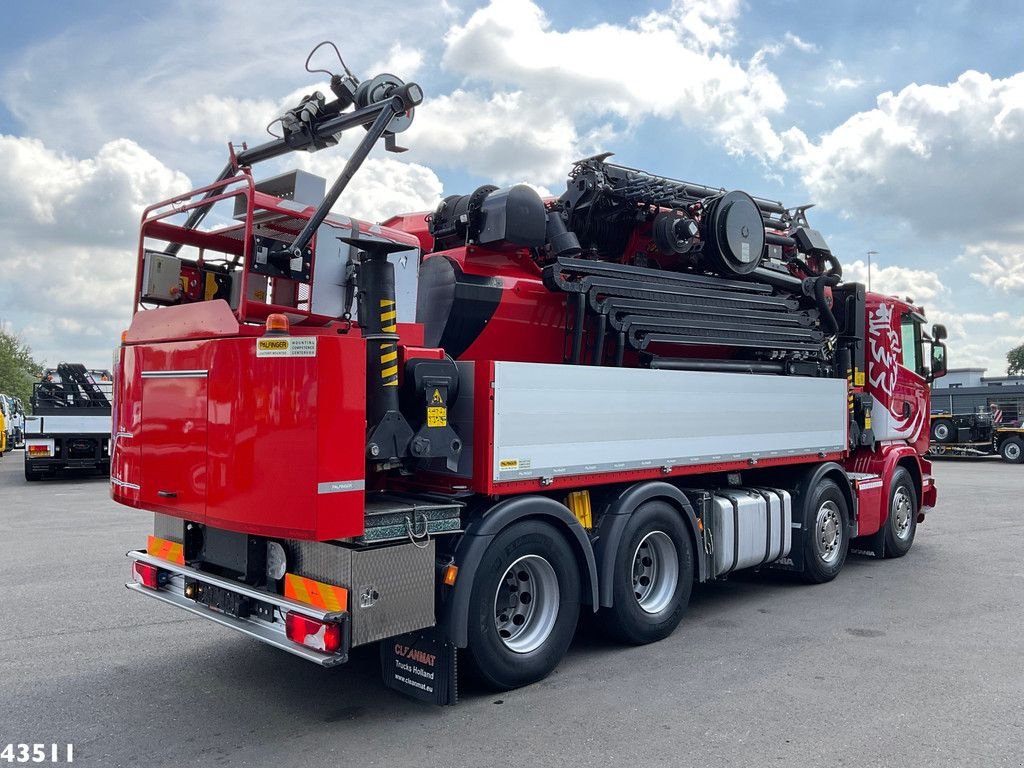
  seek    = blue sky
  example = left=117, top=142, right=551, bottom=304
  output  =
left=1, top=0, right=1022, bottom=373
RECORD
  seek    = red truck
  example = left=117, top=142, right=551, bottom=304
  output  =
left=114, top=49, right=946, bottom=703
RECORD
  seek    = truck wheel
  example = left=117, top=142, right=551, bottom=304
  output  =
left=930, top=419, right=954, bottom=443
left=601, top=501, right=694, bottom=645
left=1000, top=437, right=1024, bottom=464
left=800, top=479, right=849, bottom=584
left=882, top=467, right=917, bottom=558
left=24, top=464, right=41, bottom=482
left=466, top=519, right=581, bottom=690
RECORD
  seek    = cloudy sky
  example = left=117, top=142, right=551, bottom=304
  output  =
left=1, top=0, right=1022, bottom=374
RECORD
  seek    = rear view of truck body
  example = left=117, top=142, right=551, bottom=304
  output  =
left=25, top=364, right=112, bottom=480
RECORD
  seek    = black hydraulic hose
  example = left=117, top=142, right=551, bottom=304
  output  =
left=814, top=274, right=841, bottom=336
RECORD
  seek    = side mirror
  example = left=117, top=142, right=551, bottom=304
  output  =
left=930, top=342, right=948, bottom=380
left=932, top=323, right=947, bottom=341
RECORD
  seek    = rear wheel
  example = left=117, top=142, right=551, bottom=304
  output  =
left=800, top=479, right=849, bottom=584
left=1000, top=437, right=1024, bottom=464
left=601, top=501, right=694, bottom=645
left=24, top=463, right=42, bottom=482
left=466, top=520, right=581, bottom=690
left=930, top=419, right=955, bottom=443
left=882, top=467, right=917, bottom=558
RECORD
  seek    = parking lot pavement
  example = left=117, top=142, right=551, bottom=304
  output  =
left=1, top=452, right=1022, bottom=768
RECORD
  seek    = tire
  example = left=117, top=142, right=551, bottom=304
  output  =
left=882, top=467, right=917, bottom=558
left=24, top=463, right=41, bottom=482
left=600, top=501, right=694, bottom=645
left=465, top=519, right=581, bottom=690
left=800, top=479, right=850, bottom=584
left=930, top=419, right=955, bottom=444
left=1000, top=437, right=1024, bottom=464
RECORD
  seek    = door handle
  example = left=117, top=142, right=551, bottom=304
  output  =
left=902, top=401, right=912, bottom=418
left=157, top=490, right=178, bottom=498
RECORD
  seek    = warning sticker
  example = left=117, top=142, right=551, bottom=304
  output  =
left=430, top=388, right=444, bottom=405
left=256, top=336, right=317, bottom=358
left=426, top=406, right=447, bottom=428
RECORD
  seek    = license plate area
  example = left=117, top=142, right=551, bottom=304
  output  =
left=185, top=577, right=275, bottom=622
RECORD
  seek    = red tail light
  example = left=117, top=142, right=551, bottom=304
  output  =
left=132, top=561, right=162, bottom=589
left=285, top=612, right=342, bottom=654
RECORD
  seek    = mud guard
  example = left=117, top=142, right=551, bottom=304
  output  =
left=594, top=481, right=706, bottom=608
left=442, top=495, right=599, bottom=648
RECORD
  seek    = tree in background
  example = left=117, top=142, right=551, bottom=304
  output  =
left=1008, top=344, right=1024, bottom=377
left=0, top=327, right=43, bottom=410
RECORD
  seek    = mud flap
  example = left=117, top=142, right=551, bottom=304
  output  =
left=380, top=627, right=458, bottom=705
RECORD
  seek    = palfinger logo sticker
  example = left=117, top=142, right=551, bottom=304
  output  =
left=256, top=337, right=317, bottom=358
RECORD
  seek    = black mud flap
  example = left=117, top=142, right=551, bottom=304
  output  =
left=380, top=627, right=458, bottom=706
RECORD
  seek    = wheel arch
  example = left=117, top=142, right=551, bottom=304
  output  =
left=790, top=461, right=856, bottom=549
left=894, top=455, right=922, bottom=512
left=443, top=495, right=599, bottom=648
left=594, top=481, right=705, bottom=609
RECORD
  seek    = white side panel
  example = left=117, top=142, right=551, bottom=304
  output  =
left=26, top=415, right=111, bottom=435
left=492, top=362, right=847, bottom=482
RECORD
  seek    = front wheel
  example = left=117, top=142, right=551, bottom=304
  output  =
left=1000, top=437, right=1024, bottom=464
left=882, top=467, right=917, bottom=558
left=800, top=479, right=850, bottom=584
left=601, top=501, right=694, bottom=645
left=466, top=520, right=581, bottom=690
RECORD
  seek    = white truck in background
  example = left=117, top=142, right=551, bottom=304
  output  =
left=2, top=394, right=27, bottom=449
left=24, top=364, right=112, bottom=480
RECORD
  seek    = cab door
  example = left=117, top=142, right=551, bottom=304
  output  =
left=867, top=297, right=929, bottom=452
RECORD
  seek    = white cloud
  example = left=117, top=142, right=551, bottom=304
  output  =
left=842, top=259, right=946, bottom=303
left=784, top=32, right=818, bottom=53
left=370, top=43, right=425, bottom=79
left=783, top=70, right=1024, bottom=243
left=824, top=61, right=864, bottom=91
left=0, top=136, right=191, bottom=365
left=0, top=135, right=190, bottom=248
left=407, top=89, right=580, bottom=183
left=291, top=153, right=444, bottom=222
left=431, top=0, right=786, bottom=181
left=966, top=242, right=1024, bottom=295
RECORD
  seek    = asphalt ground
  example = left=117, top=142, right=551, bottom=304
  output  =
left=1, top=450, right=1022, bottom=767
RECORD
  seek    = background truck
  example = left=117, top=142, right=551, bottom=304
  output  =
left=24, top=364, right=112, bottom=480
left=114, top=44, right=945, bottom=703
left=2, top=394, right=27, bottom=449
left=929, top=408, right=1024, bottom=463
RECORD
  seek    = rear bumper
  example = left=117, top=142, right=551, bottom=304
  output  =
left=125, top=550, right=350, bottom=667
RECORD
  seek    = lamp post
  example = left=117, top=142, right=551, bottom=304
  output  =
left=866, top=250, right=878, bottom=292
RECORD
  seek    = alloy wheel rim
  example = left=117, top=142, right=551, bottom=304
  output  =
left=815, top=500, right=843, bottom=564
left=891, top=486, right=913, bottom=541
left=631, top=531, right=679, bottom=615
left=493, top=554, right=560, bottom=654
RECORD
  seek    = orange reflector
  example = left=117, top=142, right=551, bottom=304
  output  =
left=147, top=535, right=185, bottom=566
left=284, top=573, right=348, bottom=612
left=265, top=313, right=290, bottom=334
left=697, top=519, right=704, bottom=532
left=443, top=564, right=459, bottom=586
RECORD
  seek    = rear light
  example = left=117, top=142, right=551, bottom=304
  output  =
left=285, top=612, right=342, bottom=654
left=27, top=445, right=51, bottom=457
left=131, top=561, right=164, bottom=589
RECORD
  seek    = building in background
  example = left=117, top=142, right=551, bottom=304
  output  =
left=932, top=368, right=1024, bottom=424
